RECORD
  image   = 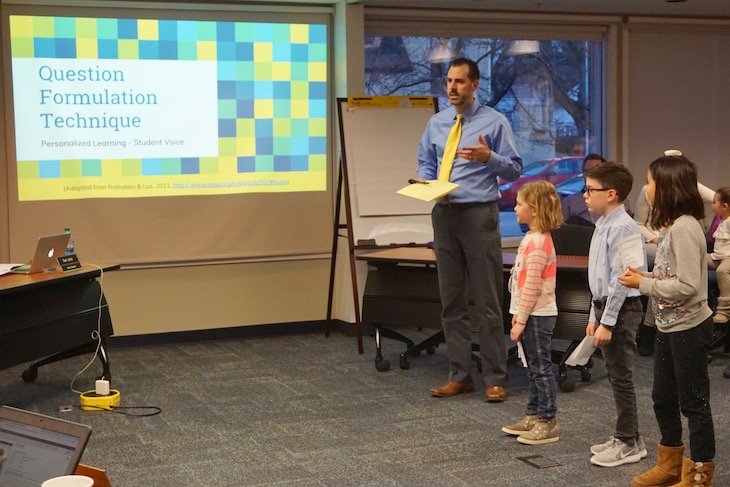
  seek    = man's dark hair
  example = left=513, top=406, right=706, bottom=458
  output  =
left=583, top=153, right=606, bottom=171
left=583, top=161, right=633, bottom=203
left=449, top=58, right=480, bottom=81
left=649, top=155, right=704, bottom=228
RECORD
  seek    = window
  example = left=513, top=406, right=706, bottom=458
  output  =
left=364, top=34, right=603, bottom=237
left=555, top=158, right=582, bottom=175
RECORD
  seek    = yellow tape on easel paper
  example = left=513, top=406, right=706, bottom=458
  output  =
left=347, top=96, right=434, bottom=109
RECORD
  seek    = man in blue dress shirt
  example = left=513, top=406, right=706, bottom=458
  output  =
left=416, top=58, right=522, bottom=402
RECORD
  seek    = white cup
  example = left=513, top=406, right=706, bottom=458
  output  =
left=42, top=475, right=94, bottom=487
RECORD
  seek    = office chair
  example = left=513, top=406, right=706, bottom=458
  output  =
left=551, top=223, right=593, bottom=257
left=550, top=224, right=594, bottom=391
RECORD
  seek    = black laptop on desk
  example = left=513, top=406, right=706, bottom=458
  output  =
left=0, top=405, right=92, bottom=486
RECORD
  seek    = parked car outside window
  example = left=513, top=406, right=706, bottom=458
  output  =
left=498, top=156, right=582, bottom=210
left=554, top=173, right=585, bottom=199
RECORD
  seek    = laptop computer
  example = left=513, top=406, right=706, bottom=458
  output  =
left=11, top=233, right=71, bottom=274
left=0, top=405, right=92, bottom=486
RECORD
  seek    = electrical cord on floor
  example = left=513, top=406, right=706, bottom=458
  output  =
left=70, top=264, right=105, bottom=395
left=58, top=265, right=161, bottom=418
left=71, top=404, right=162, bottom=417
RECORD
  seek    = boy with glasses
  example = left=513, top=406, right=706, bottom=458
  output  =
left=582, top=162, right=648, bottom=468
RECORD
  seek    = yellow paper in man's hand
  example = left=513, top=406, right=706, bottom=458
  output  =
left=396, top=180, right=459, bottom=202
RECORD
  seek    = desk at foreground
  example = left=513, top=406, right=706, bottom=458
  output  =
left=0, top=264, right=118, bottom=382
left=357, top=248, right=592, bottom=391
left=75, top=464, right=113, bottom=487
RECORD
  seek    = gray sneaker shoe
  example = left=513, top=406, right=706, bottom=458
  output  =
left=502, top=415, right=538, bottom=436
left=589, top=437, right=642, bottom=467
left=590, top=436, right=615, bottom=455
left=591, top=435, right=647, bottom=458
left=636, top=435, right=647, bottom=458
left=517, top=417, right=559, bottom=445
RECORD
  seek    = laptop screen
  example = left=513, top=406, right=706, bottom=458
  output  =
left=0, top=407, right=91, bottom=486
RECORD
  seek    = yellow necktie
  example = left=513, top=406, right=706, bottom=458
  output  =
left=438, top=114, right=462, bottom=181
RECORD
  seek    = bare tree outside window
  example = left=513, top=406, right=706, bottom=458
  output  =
left=364, top=35, right=602, bottom=235
left=364, top=36, right=600, bottom=166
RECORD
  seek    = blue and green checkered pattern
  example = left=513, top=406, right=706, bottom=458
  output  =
left=10, top=15, right=328, bottom=178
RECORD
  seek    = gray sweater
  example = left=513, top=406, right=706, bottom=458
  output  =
left=639, top=214, right=713, bottom=332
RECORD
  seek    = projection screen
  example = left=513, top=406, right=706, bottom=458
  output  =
left=0, top=2, right=332, bottom=265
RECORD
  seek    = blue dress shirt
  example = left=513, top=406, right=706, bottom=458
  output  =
left=417, top=101, right=522, bottom=203
left=588, top=205, right=646, bottom=327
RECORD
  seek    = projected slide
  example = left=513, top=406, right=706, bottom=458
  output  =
left=9, top=15, right=327, bottom=201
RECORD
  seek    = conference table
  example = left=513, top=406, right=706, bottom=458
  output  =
left=357, top=247, right=592, bottom=391
left=0, top=264, right=117, bottom=382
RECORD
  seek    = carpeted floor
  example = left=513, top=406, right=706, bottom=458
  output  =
left=1, top=330, right=728, bottom=486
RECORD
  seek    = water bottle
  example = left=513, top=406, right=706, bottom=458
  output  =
left=64, top=227, right=75, bottom=255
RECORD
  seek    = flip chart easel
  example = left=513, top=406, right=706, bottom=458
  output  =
left=326, top=96, right=438, bottom=353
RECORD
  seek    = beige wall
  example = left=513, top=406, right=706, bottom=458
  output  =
left=624, top=20, right=730, bottom=209
left=103, top=259, right=331, bottom=336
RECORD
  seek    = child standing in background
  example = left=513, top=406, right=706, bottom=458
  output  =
left=582, top=162, right=647, bottom=468
left=632, top=149, right=715, bottom=357
left=707, top=187, right=730, bottom=325
left=502, top=181, right=563, bottom=445
left=621, top=154, right=715, bottom=487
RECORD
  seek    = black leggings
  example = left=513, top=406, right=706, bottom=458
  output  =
left=653, top=317, right=715, bottom=462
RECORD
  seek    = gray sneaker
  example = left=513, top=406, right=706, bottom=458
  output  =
left=502, top=415, right=538, bottom=436
left=636, top=435, right=647, bottom=458
left=591, top=435, right=647, bottom=458
left=589, top=437, right=642, bottom=467
left=517, top=417, right=560, bottom=445
left=590, top=436, right=616, bottom=455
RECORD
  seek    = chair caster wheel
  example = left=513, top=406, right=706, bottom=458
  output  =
left=559, top=378, right=575, bottom=392
left=22, top=367, right=38, bottom=383
left=399, top=355, right=410, bottom=369
left=375, top=358, right=390, bottom=372
left=426, top=346, right=436, bottom=355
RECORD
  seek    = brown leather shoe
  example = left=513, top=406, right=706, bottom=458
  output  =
left=430, top=381, right=475, bottom=397
left=486, top=385, right=506, bottom=403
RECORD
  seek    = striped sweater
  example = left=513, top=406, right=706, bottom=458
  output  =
left=508, top=231, right=558, bottom=324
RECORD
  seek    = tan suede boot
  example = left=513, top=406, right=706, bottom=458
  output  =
left=631, top=443, right=685, bottom=487
left=668, top=457, right=714, bottom=487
